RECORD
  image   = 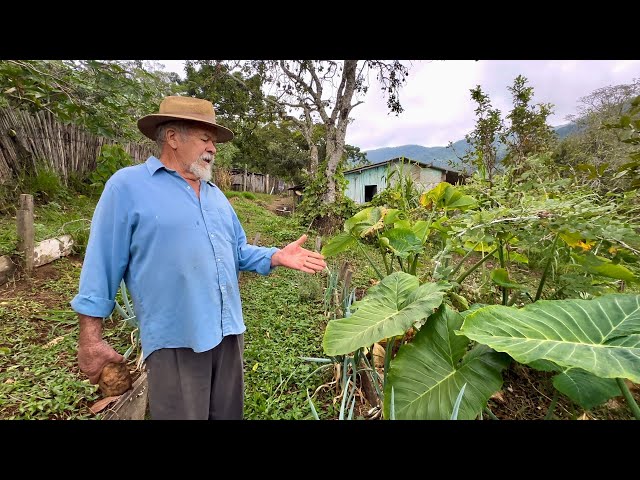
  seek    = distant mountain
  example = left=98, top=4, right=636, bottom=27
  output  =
left=361, top=123, right=579, bottom=171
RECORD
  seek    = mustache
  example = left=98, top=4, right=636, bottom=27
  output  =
left=200, top=153, right=214, bottom=163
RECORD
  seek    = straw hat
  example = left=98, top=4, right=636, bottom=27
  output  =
left=137, top=96, right=234, bottom=143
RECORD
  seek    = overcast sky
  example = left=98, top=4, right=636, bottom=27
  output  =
left=158, top=60, right=640, bottom=152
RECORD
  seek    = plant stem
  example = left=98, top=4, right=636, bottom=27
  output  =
left=380, top=246, right=391, bottom=275
left=359, top=243, right=384, bottom=280
left=397, top=257, right=405, bottom=272
left=410, top=253, right=419, bottom=276
left=544, top=390, right=559, bottom=420
left=450, top=241, right=481, bottom=279
left=616, top=378, right=640, bottom=420
left=535, top=233, right=559, bottom=302
left=383, top=337, right=396, bottom=388
left=456, top=247, right=500, bottom=285
left=483, top=406, right=499, bottom=420
left=498, top=240, right=507, bottom=305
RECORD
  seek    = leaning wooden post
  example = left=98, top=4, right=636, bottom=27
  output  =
left=17, top=194, right=34, bottom=275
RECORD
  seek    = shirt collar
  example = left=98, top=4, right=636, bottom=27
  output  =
left=145, top=156, right=217, bottom=189
left=145, top=156, right=166, bottom=176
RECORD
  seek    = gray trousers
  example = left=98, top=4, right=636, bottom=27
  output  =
left=145, top=334, right=244, bottom=420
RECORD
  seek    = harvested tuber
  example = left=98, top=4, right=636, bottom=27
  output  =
left=98, top=362, right=132, bottom=396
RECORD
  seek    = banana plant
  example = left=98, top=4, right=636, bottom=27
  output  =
left=459, top=294, right=640, bottom=418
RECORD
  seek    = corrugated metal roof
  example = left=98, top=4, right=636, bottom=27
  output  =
left=343, top=157, right=462, bottom=175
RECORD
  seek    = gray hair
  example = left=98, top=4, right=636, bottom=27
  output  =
left=155, top=121, right=193, bottom=149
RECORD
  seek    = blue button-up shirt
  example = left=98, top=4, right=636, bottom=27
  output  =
left=71, top=156, right=279, bottom=361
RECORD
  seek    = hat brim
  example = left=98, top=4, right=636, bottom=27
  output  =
left=137, top=114, right=234, bottom=143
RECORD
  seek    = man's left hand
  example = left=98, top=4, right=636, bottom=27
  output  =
left=271, top=234, right=327, bottom=273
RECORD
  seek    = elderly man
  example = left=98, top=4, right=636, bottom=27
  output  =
left=71, top=96, right=326, bottom=419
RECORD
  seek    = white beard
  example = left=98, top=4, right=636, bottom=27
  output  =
left=188, top=154, right=214, bottom=182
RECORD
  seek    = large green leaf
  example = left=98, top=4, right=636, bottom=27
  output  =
left=552, top=368, right=620, bottom=410
left=323, top=272, right=445, bottom=356
left=344, top=206, right=391, bottom=237
left=384, top=306, right=510, bottom=419
left=321, top=232, right=358, bottom=257
left=381, top=228, right=422, bottom=259
left=570, top=252, right=637, bottom=283
left=490, top=268, right=527, bottom=290
left=459, top=294, right=640, bottom=383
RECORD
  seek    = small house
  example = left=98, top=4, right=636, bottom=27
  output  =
left=343, top=157, right=465, bottom=204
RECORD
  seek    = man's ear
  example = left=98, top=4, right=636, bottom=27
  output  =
left=166, top=128, right=180, bottom=149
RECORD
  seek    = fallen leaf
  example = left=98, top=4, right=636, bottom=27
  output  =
left=90, top=395, right=121, bottom=414
left=4, top=378, right=14, bottom=384
left=490, top=391, right=506, bottom=403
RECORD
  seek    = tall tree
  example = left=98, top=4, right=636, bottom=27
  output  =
left=500, top=75, right=556, bottom=173
left=559, top=79, right=640, bottom=174
left=184, top=61, right=304, bottom=178
left=253, top=60, right=408, bottom=206
left=452, top=85, right=503, bottom=185
left=191, top=60, right=409, bottom=229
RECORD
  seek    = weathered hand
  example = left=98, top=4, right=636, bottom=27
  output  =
left=78, top=339, right=125, bottom=384
left=271, top=234, right=327, bottom=273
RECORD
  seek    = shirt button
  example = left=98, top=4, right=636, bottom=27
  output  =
left=217, top=258, right=221, bottom=262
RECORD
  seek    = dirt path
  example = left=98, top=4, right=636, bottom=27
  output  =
left=265, top=194, right=294, bottom=215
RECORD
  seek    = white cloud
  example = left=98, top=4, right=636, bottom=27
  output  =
left=156, top=60, right=640, bottom=151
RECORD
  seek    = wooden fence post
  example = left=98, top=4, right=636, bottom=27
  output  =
left=243, top=164, right=247, bottom=192
left=17, top=194, right=34, bottom=275
left=315, top=235, right=322, bottom=252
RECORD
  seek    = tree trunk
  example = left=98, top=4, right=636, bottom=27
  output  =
left=309, top=144, right=319, bottom=176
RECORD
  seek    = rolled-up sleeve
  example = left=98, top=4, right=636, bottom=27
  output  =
left=70, top=181, right=132, bottom=318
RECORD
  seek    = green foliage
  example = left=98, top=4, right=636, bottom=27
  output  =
left=298, top=275, right=323, bottom=303
left=0, top=60, right=179, bottom=141
left=370, top=158, right=422, bottom=211
left=0, top=261, right=135, bottom=419
left=89, top=144, right=134, bottom=190
left=384, top=306, right=510, bottom=419
left=241, top=191, right=256, bottom=200
left=67, top=172, right=96, bottom=198
left=18, top=163, right=63, bottom=204
left=225, top=190, right=242, bottom=199
left=500, top=75, right=557, bottom=172
left=296, top=166, right=357, bottom=231
left=323, top=272, right=448, bottom=356
left=555, top=80, right=640, bottom=192
left=460, top=294, right=640, bottom=412
left=454, top=85, right=503, bottom=182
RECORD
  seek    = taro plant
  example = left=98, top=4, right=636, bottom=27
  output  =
left=320, top=271, right=510, bottom=419
left=458, top=293, right=640, bottom=419
left=322, top=183, right=477, bottom=280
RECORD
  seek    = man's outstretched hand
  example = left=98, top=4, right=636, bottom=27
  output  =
left=271, top=234, right=327, bottom=273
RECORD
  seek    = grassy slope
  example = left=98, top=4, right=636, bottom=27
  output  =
left=0, top=192, right=341, bottom=419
